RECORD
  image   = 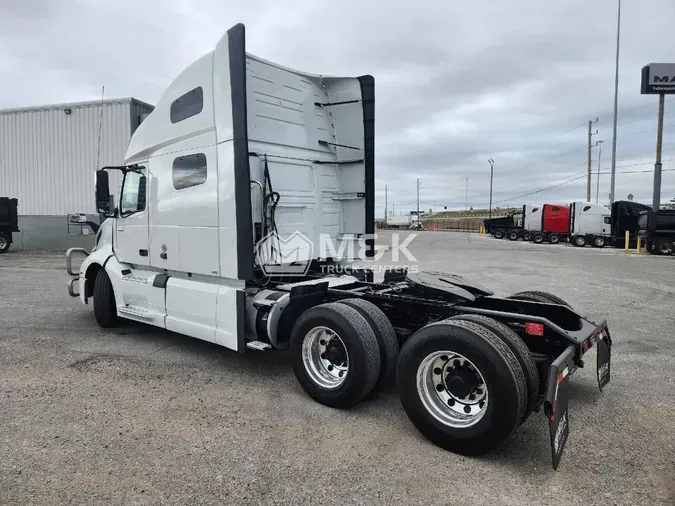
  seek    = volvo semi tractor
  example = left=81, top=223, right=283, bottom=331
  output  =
left=64, top=23, right=612, bottom=470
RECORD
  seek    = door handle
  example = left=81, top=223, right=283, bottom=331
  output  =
left=117, top=227, right=124, bottom=232
left=139, top=249, right=148, bottom=257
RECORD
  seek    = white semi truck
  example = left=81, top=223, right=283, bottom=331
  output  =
left=65, top=23, right=613, bottom=469
left=569, top=202, right=612, bottom=247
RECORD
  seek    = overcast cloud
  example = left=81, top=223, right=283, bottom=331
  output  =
left=2, top=0, right=675, bottom=214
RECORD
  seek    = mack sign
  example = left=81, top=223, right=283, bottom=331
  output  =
left=641, top=63, right=675, bottom=94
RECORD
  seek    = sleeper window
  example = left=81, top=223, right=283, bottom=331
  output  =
left=604, top=217, right=611, bottom=224
left=170, top=87, right=203, bottom=123
left=173, top=153, right=207, bottom=190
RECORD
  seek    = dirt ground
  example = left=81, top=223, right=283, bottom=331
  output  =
left=1, top=233, right=674, bottom=505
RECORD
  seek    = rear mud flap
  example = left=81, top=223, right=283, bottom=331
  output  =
left=544, top=345, right=575, bottom=470
left=596, top=329, right=611, bottom=391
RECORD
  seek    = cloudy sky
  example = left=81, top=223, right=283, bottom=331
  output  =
left=2, top=0, right=675, bottom=214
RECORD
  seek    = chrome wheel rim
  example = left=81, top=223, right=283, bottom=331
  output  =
left=302, top=326, right=349, bottom=389
left=417, top=351, right=488, bottom=428
left=0, top=237, right=7, bottom=250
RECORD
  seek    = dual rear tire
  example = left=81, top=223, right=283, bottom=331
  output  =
left=290, top=299, right=399, bottom=408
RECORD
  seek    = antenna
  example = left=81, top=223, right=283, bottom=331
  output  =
left=96, top=85, right=105, bottom=169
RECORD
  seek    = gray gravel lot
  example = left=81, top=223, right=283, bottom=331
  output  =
left=1, top=232, right=674, bottom=505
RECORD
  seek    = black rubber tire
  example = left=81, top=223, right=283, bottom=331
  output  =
left=548, top=234, right=560, bottom=244
left=447, top=314, right=539, bottom=424
left=572, top=235, right=586, bottom=247
left=93, top=268, right=119, bottom=328
left=656, top=239, right=672, bottom=255
left=592, top=236, right=607, bottom=248
left=523, top=232, right=532, bottom=241
left=532, top=233, right=544, bottom=244
left=0, top=233, right=10, bottom=253
left=290, top=302, right=381, bottom=408
left=337, top=298, right=399, bottom=385
left=508, top=290, right=571, bottom=308
left=508, top=231, right=519, bottom=241
left=493, top=230, right=504, bottom=239
left=396, top=319, right=527, bottom=457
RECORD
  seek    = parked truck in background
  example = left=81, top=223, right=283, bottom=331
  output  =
left=568, top=202, right=612, bottom=248
left=492, top=204, right=541, bottom=240
left=63, top=23, right=613, bottom=470
left=0, top=197, right=19, bottom=253
left=529, top=204, right=570, bottom=244
left=638, top=209, right=675, bottom=255
left=611, top=200, right=652, bottom=248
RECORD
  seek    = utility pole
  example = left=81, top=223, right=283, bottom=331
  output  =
left=416, top=178, right=420, bottom=229
left=595, top=140, right=604, bottom=203
left=488, top=159, right=494, bottom=218
left=384, top=184, right=388, bottom=225
left=653, top=93, right=666, bottom=211
left=465, top=177, right=468, bottom=210
left=609, top=0, right=622, bottom=205
left=587, top=118, right=599, bottom=201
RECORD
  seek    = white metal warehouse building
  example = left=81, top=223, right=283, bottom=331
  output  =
left=0, top=97, right=154, bottom=249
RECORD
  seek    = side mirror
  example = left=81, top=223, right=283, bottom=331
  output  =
left=95, top=170, right=111, bottom=215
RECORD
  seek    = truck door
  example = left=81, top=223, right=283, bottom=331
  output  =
left=114, top=165, right=150, bottom=266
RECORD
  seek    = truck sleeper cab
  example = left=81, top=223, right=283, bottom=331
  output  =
left=65, top=23, right=612, bottom=470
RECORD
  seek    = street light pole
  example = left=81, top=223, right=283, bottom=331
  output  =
left=609, top=0, right=621, bottom=205
left=465, top=177, right=468, bottom=211
left=488, top=159, right=495, bottom=219
left=596, top=140, right=604, bottom=203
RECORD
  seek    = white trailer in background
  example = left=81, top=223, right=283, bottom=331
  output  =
left=569, top=202, right=612, bottom=247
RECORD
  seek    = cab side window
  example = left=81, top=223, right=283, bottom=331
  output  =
left=173, top=153, right=207, bottom=190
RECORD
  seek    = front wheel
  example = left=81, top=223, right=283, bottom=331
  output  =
left=657, top=239, right=672, bottom=255
left=93, top=268, right=118, bottom=328
left=396, top=319, right=527, bottom=456
left=548, top=233, right=560, bottom=244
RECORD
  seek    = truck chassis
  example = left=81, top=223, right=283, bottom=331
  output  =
left=66, top=250, right=612, bottom=470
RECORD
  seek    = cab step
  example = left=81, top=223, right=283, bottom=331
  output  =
left=246, top=341, right=272, bottom=351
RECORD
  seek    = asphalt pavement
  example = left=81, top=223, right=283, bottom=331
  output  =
left=1, top=232, right=674, bottom=505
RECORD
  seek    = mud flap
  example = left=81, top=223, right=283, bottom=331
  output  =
left=544, top=345, right=575, bottom=470
left=596, top=328, right=611, bottom=391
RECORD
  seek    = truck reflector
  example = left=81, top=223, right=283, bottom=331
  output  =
left=525, top=322, right=544, bottom=336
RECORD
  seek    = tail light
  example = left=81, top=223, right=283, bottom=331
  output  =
left=525, top=322, right=545, bottom=336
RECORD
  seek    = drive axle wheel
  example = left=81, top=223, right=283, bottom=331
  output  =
left=592, top=236, right=607, bottom=248
left=572, top=235, right=586, bottom=247
left=508, top=231, right=519, bottom=241
left=508, top=290, right=571, bottom=308
left=337, top=298, right=399, bottom=385
left=657, top=239, right=672, bottom=255
left=493, top=230, right=504, bottom=239
left=0, top=233, right=10, bottom=254
left=532, top=233, right=544, bottom=244
left=291, top=302, right=380, bottom=408
left=397, top=320, right=527, bottom=456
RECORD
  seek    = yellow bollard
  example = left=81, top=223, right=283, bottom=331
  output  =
left=636, top=235, right=641, bottom=253
left=625, top=230, right=630, bottom=252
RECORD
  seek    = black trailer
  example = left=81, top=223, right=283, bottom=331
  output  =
left=638, top=209, right=675, bottom=255
left=610, top=200, right=651, bottom=248
left=0, top=197, right=19, bottom=254
left=489, top=206, right=528, bottom=240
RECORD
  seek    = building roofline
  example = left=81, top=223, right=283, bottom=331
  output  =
left=0, top=97, right=154, bottom=115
